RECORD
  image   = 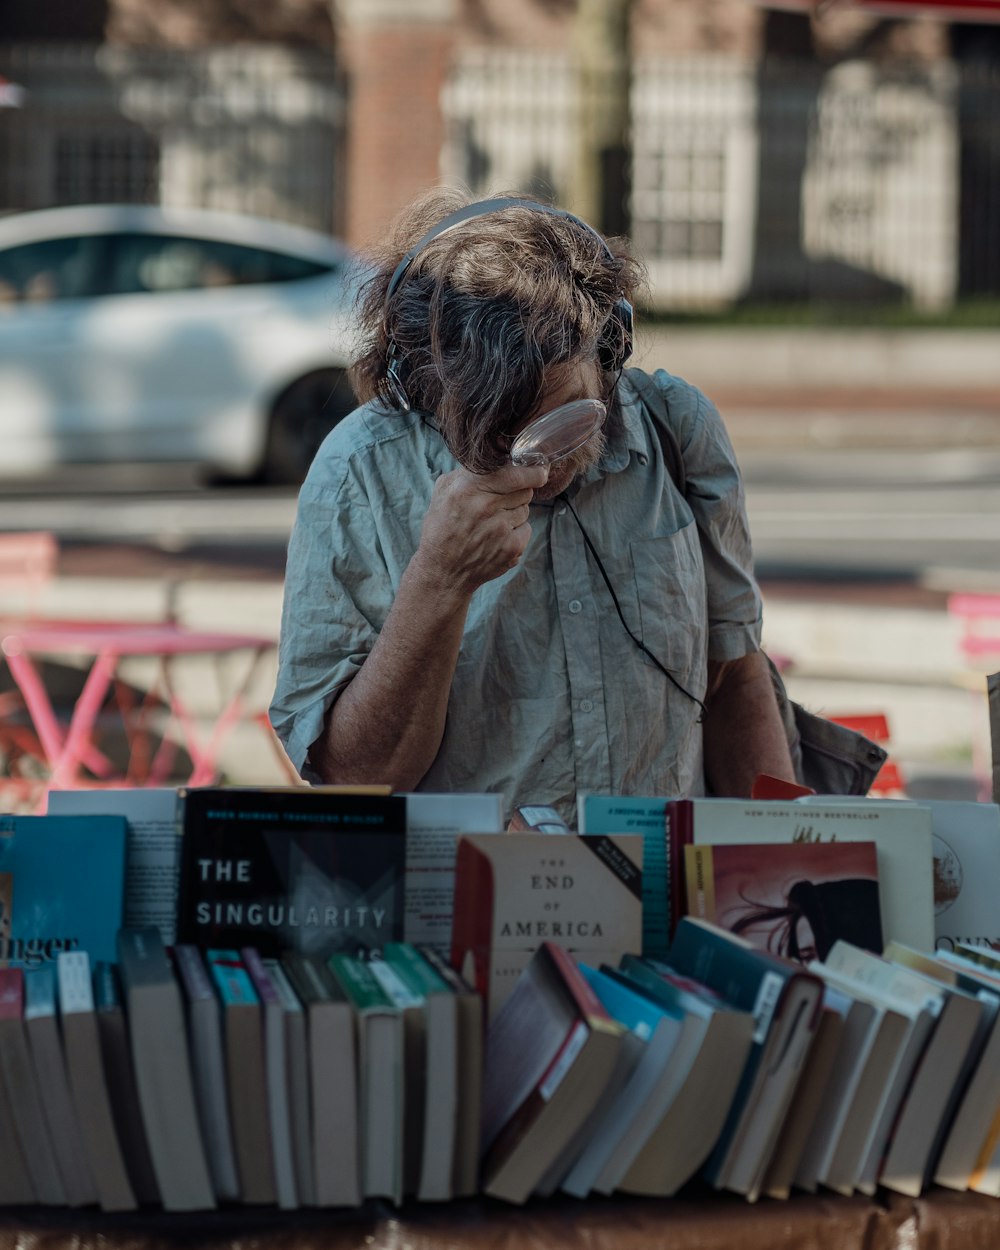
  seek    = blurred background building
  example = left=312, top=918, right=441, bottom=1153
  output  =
left=1, top=0, right=998, bottom=313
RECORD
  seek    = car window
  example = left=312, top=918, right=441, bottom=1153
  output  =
left=104, top=233, right=333, bottom=296
left=0, top=235, right=106, bottom=307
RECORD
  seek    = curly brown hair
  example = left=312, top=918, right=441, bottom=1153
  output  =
left=348, top=187, right=647, bottom=473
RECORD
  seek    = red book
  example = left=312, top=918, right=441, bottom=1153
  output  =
left=478, top=942, right=624, bottom=1204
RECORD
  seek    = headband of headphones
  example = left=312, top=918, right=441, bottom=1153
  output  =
left=383, top=196, right=634, bottom=411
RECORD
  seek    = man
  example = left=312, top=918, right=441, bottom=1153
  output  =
left=270, top=190, right=794, bottom=822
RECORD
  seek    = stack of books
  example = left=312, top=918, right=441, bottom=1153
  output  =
left=1, top=783, right=1000, bottom=1215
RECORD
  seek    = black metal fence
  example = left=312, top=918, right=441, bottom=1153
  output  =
left=2, top=43, right=998, bottom=310
left=0, top=44, right=346, bottom=236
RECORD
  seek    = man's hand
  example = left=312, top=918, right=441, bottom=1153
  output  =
left=413, top=462, right=550, bottom=597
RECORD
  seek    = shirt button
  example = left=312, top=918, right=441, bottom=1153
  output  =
left=575, top=738, right=583, bottom=748
left=580, top=698, right=594, bottom=713
left=557, top=505, right=567, bottom=517
left=637, top=452, right=648, bottom=465
left=568, top=599, right=582, bottom=614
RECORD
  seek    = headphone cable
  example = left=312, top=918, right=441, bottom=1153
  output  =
left=556, top=491, right=707, bottom=723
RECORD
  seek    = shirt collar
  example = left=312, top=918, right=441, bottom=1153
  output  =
left=584, top=371, right=647, bottom=481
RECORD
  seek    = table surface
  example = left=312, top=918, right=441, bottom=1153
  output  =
left=1, top=621, right=275, bottom=657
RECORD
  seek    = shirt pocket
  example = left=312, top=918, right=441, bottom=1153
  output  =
left=629, top=521, right=708, bottom=694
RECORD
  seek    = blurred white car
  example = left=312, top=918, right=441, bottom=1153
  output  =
left=0, top=203, right=362, bottom=483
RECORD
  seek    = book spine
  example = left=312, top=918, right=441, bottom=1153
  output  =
left=543, top=943, right=614, bottom=1031
left=383, top=942, right=450, bottom=995
left=22, top=967, right=56, bottom=1020
left=666, top=800, right=693, bottom=939
left=172, top=945, right=214, bottom=1002
left=57, top=952, right=94, bottom=1014
left=327, top=953, right=391, bottom=1010
left=450, top=839, right=495, bottom=1002
left=0, top=967, right=23, bottom=1018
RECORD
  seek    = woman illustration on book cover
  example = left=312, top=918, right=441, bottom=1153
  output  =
left=726, top=876, right=883, bottom=963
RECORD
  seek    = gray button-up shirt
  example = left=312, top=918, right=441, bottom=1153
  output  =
left=270, top=368, right=762, bottom=823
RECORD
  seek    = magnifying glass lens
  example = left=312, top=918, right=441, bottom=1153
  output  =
left=509, top=398, right=607, bottom=467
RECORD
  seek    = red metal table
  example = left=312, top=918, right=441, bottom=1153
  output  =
left=0, top=620, right=277, bottom=799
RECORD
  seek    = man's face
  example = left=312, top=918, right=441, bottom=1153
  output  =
left=511, top=359, right=607, bottom=502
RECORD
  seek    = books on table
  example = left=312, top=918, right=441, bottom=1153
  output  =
left=22, top=966, right=97, bottom=1207
left=0, top=966, right=65, bottom=1205
left=57, top=950, right=137, bottom=1212
left=281, top=951, right=360, bottom=1208
left=175, top=786, right=408, bottom=957
left=683, top=839, right=883, bottom=964
left=665, top=916, right=823, bottom=1202
left=204, top=948, right=277, bottom=1205
left=327, top=951, right=406, bottom=1205
left=116, top=928, right=215, bottom=1211
left=381, top=941, right=461, bottom=1203
left=606, top=955, right=756, bottom=1198
left=824, top=938, right=986, bottom=1197
left=451, top=831, right=643, bottom=1020
left=0, top=812, right=128, bottom=966
left=668, top=797, right=934, bottom=952
left=479, top=941, right=625, bottom=1205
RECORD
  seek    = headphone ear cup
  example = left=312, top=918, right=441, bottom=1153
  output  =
left=598, top=297, right=634, bottom=373
left=384, top=350, right=411, bottom=412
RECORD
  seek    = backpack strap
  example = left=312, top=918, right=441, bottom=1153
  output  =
left=625, top=367, right=686, bottom=496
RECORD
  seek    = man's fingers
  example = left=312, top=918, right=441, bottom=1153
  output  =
left=480, top=462, right=550, bottom=495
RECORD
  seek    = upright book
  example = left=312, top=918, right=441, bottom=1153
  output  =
left=176, top=787, right=407, bottom=956
left=327, top=951, right=406, bottom=1205
left=22, top=966, right=97, bottom=1208
left=171, top=943, right=241, bottom=1203
left=47, top=787, right=181, bottom=943
left=451, top=831, right=643, bottom=1020
left=262, top=957, right=315, bottom=1207
left=667, top=797, right=934, bottom=950
left=416, top=944, right=483, bottom=1198
left=57, top=950, right=137, bottom=1212
left=683, top=839, right=883, bottom=963
left=665, top=916, right=823, bottom=1202
left=381, top=941, right=461, bottom=1203
left=578, top=794, right=672, bottom=957
left=824, top=939, right=985, bottom=1196
left=92, top=960, right=161, bottom=1205
left=205, top=948, right=277, bottom=1205
left=243, top=947, right=299, bottom=1210
left=0, top=966, right=65, bottom=1204
left=281, top=951, right=360, bottom=1208
left=0, top=813, right=128, bottom=966
left=479, top=941, right=625, bottom=1205
left=116, top=927, right=216, bottom=1211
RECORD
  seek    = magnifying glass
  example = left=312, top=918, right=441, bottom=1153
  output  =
left=509, top=398, right=607, bottom=467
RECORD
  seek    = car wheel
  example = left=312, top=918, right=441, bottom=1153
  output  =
left=264, top=368, right=357, bottom=484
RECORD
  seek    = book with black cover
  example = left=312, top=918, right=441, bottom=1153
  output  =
left=176, top=787, right=407, bottom=957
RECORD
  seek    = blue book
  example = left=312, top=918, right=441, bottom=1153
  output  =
left=578, top=794, right=671, bottom=957
left=0, top=814, right=128, bottom=966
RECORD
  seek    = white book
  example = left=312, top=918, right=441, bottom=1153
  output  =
left=682, top=796, right=935, bottom=951
left=826, top=940, right=984, bottom=1196
left=243, top=948, right=299, bottom=1210
left=171, top=944, right=241, bottom=1202
left=263, top=958, right=316, bottom=1206
left=402, top=792, right=503, bottom=951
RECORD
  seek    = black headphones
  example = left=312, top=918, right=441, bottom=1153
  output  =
left=382, top=196, right=634, bottom=412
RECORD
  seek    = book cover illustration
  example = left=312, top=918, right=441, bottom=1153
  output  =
left=923, top=800, right=1000, bottom=952
left=0, top=815, right=128, bottom=967
left=684, top=840, right=883, bottom=964
left=452, top=832, right=643, bottom=1019
left=176, top=789, right=407, bottom=957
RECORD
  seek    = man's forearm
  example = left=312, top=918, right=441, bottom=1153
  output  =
left=702, top=650, right=796, bottom=796
left=308, top=553, right=471, bottom=790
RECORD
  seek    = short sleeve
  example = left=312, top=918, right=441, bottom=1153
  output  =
left=269, top=472, right=389, bottom=779
left=649, top=368, right=763, bottom=662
